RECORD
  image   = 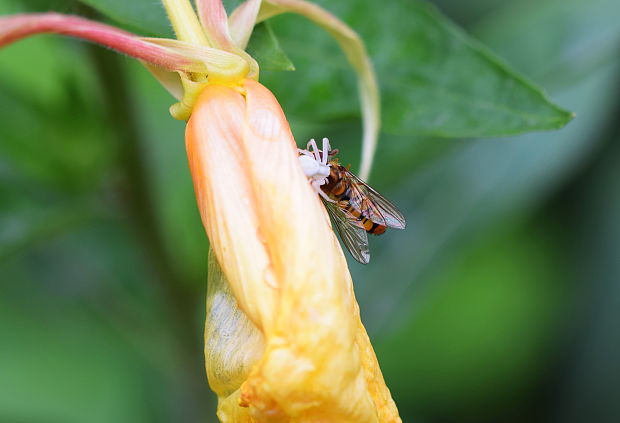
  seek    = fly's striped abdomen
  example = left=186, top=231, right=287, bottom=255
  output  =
left=321, top=164, right=390, bottom=236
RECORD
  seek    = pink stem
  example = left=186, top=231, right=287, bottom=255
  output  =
left=0, top=13, right=199, bottom=71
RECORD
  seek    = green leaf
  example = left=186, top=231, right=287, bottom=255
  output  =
left=262, top=0, right=572, bottom=137
left=246, top=22, right=295, bottom=72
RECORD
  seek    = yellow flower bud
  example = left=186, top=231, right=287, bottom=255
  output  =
left=186, top=80, right=401, bottom=422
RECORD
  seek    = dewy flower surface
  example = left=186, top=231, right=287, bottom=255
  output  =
left=0, top=0, right=400, bottom=421
left=187, top=80, right=401, bottom=421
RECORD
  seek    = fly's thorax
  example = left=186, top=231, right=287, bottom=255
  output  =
left=321, top=165, right=349, bottom=200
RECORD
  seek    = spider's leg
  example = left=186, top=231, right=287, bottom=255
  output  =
left=308, top=138, right=321, bottom=161
left=309, top=180, right=320, bottom=194
left=320, top=138, right=329, bottom=165
left=321, top=138, right=332, bottom=164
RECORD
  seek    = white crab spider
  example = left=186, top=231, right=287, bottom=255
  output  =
left=298, top=137, right=334, bottom=202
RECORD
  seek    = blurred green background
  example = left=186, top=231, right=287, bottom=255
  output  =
left=1, top=0, right=619, bottom=422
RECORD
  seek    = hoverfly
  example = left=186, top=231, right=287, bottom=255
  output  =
left=298, top=138, right=406, bottom=264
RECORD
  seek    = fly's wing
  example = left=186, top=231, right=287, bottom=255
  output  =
left=343, top=171, right=406, bottom=230
left=322, top=199, right=370, bottom=264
